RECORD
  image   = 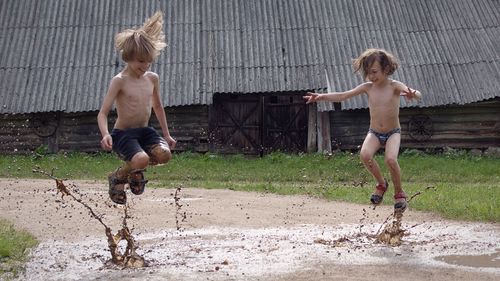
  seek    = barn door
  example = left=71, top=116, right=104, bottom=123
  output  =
left=262, top=95, right=307, bottom=153
left=210, top=94, right=262, bottom=154
left=210, top=93, right=308, bottom=155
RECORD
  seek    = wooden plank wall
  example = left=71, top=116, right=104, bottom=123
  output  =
left=329, top=99, right=500, bottom=150
left=1, top=100, right=497, bottom=155
left=0, top=114, right=45, bottom=153
left=150, top=105, right=210, bottom=153
left=0, top=105, right=210, bottom=154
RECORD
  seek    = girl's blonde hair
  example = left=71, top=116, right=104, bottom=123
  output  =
left=353, top=48, right=399, bottom=79
left=115, top=11, right=167, bottom=62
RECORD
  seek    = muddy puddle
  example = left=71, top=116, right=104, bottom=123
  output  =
left=437, top=249, right=500, bottom=268
left=3, top=177, right=499, bottom=281
left=20, top=222, right=500, bottom=281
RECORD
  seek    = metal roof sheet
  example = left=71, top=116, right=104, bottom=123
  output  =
left=0, top=0, right=499, bottom=114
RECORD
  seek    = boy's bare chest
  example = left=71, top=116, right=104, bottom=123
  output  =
left=118, top=81, right=154, bottom=107
left=121, top=80, right=154, bottom=100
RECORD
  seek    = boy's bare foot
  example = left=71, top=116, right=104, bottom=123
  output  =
left=370, top=179, right=388, bottom=205
left=108, top=168, right=128, bottom=204
left=394, top=191, right=407, bottom=213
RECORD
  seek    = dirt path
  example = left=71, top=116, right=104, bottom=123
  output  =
left=1, top=178, right=499, bottom=281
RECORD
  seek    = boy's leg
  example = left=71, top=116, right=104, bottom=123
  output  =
left=111, top=151, right=149, bottom=179
left=109, top=129, right=148, bottom=203
left=108, top=164, right=128, bottom=205
left=140, top=127, right=172, bottom=166
left=109, top=152, right=150, bottom=201
left=126, top=151, right=150, bottom=195
left=128, top=151, right=150, bottom=170
left=148, top=140, right=172, bottom=165
left=124, top=127, right=172, bottom=195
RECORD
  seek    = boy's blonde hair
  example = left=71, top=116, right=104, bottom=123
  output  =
left=353, top=48, right=399, bottom=79
left=115, top=11, right=167, bottom=62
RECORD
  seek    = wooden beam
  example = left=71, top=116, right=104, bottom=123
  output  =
left=307, top=103, right=317, bottom=153
left=317, top=111, right=332, bottom=153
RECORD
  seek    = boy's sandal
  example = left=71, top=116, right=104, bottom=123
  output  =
left=370, top=179, right=388, bottom=205
left=128, top=169, right=149, bottom=195
left=394, top=191, right=408, bottom=213
left=108, top=169, right=128, bottom=205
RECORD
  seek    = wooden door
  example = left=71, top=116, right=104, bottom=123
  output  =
left=210, top=93, right=308, bottom=154
left=210, top=94, right=262, bottom=154
left=262, top=95, right=307, bottom=153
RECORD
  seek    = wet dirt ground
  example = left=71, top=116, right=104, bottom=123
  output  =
left=0, top=178, right=499, bottom=281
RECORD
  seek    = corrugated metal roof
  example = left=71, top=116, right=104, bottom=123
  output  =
left=320, top=0, right=500, bottom=111
left=0, top=0, right=499, bottom=114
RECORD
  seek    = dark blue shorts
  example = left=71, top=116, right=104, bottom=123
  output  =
left=111, top=127, right=165, bottom=161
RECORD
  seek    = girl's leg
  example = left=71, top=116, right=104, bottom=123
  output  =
left=360, top=133, right=385, bottom=193
left=384, top=133, right=402, bottom=195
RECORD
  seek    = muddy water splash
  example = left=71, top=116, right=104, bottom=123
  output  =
left=315, top=186, right=435, bottom=247
left=32, top=168, right=147, bottom=268
left=105, top=206, right=146, bottom=268
left=374, top=211, right=406, bottom=245
left=174, top=186, right=186, bottom=231
left=374, top=186, right=435, bottom=246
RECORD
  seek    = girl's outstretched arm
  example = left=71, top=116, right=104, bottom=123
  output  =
left=401, top=86, right=422, bottom=101
left=303, top=83, right=369, bottom=104
left=394, top=80, right=422, bottom=101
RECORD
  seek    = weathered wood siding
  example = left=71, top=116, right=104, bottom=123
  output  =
left=330, top=99, right=500, bottom=150
left=0, top=114, right=45, bottom=153
left=2, top=99, right=498, bottom=155
left=0, top=106, right=209, bottom=154
left=150, top=105, right=210, bottom=153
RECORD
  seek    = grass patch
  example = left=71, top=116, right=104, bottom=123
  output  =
left=0, top=219, right=38, bottom=279
left=0, top=151, right=499, bottom=222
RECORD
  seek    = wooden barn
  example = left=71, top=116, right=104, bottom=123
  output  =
left=1, top=0, right=499, bottom=155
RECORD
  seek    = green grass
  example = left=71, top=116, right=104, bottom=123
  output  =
left=0, top=219, right=38, bottom=279
left=0, top=150, right=499, bottom=222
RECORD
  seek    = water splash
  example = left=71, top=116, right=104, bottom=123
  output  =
left=32, top=168, right=147, bottom=268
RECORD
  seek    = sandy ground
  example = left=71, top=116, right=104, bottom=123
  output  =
left=0, top=178, right=499, bottom=281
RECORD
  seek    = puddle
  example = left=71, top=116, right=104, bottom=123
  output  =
left=15, top=177, right=499, bottom=280
left=437, top=249, right=500, bottom=268
left=21, top=222, right=500, bottom=281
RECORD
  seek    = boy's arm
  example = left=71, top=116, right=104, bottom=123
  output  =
left=97, top=77, right=121, bottom=150
left=151, top=74, right=177, bottom=149
left=303, top=83, right=368, bottom=104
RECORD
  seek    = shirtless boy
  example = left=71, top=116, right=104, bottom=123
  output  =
left=97, top=11, right=176, bottom=204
